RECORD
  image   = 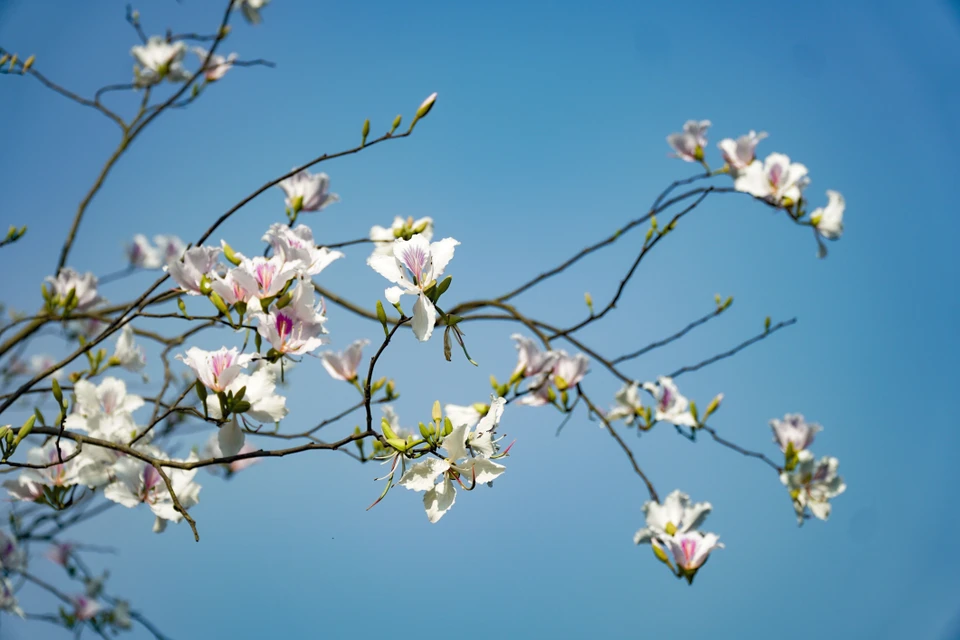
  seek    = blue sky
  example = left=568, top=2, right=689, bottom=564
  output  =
left=1, top=0, right=959, bottom=638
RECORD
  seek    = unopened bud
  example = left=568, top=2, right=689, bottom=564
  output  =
left=371, top=377, right=387, bottom=393
left=380, top=416, right=399, bottom=441
left=221, top=242, right=241, bottom=266
left=415, top=92, right=437, bottom=119
left=14, top=415, right=35, bottom=445
left=8, top=54, right=18, bottom=71
left=442, top=416, right=453, bottom=436
left=764, top=316, right=771, bottom=332
left=375, top=300, right=389, bottom=337
left=418, top=422, right=434, bottom=440
left=275, top=291, right=294, bottom=309
left=704, top=393, right=723, bottom=419
left=21, top=55, right=34, bottom=73
left=51, top=378, right=63, bottom=406
left=361, top=118, right=370, bottom=145
left=472, top=403, right=489, bottom=416
left=431, top=400, right=442, bottom=423
left=390, top=114, right=402, bottom=134
left=209, top=292, right=231, bottom=316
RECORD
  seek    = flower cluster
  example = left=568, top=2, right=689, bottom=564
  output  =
left=508, top=335, right=589, bottom=407
left=127, top=234, right=186, bottom=270
left=772, top=414, right=846, bottom=524
left=634, top=490, right=723, bottom=584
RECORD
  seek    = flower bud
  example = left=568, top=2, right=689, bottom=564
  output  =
left=8, top=54, right=17, bottom=72
left=442, top=416, right=453, bottom=436
left=371, top=377, right=387, bottom=393
left=390, top=114, right=402, bottom=134
left=221, top=242, right=242, bottom=266
left=51, top=378, right=63, bottom=407
left=472, top=403, right=490, bottom=416
left=209, top=291, right=231, bottom=316
left=361, top=118, right=370, bottom=145
left=415, top=92, right=437, bottom=120
left=275, top=291, right=294, bottom=309
left=704, top=393, right=723, bottom=419
left=431, top=400, right=442, bottom=424
left=764, top=316, right=771, bottom=332
left=419, top=422, right=434, bottom=440
left=14, top=415, right=35, bottom=445
left=0, top=54, right=7, bottom=66
left=381, top=416, right=399, bottom=441
left=375, top=300, right=389, bottom=336
left=21, top=55, right=34, bottom=73
left=434, top=275, right=452, bottom=300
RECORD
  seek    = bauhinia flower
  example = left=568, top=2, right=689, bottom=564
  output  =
left=642, top=376, right=697, bottom=427
left=232, top=0, right=270, bottom=24
left=45, top=268, right=100, bottom=311
left=203, top=363, right=288, bottom=424
left=607, top=381, right=645, bottom=426
left=0, top=530, right=25, bottom=571
left=64, top=377, right=144, bottom=439
left=667, top=120, right=711, bottom=162
left=193, top=46, right=237, bottom=82
left=262, top=223, right=343, bottom=277
left=131, top=36, right=189, bottom=87
left=510, top=334, right=557, bottom=381
left=154, top=235, right=186, bottom=265
left=810, top=190, right=845, bottom=257
left=202, top=436, right=260, bottom=477
left=0, top=578, right=23, bottom=618
left=780, top=450, right=846, bottom=524
left=278, top=169, right=339, bottom=214
left=46, top=542, right=74, bottom=567
left=398, top=398, right=507, bottom=523
left=658, top=531, right=724, bottom=581
left=103, top=447, right=201, bottom=533
left=370, top=216, right=434, bottom=257
left=734, top=152, right=810, bottom=205
left=717, top=130, right=768, bottom=172
left=217, top=418, right=246, bottom=457
left=128, top=234, right=163, bottom=269
left=111, top=325, right=146, bottom=373
left=4, top=440, right=82, bottom=501
left=443, top=402, right=488, bottom=430
left=177, top=346, right=254, bottom=393
left=552, top=350, right=589, bottom=390
left=320, top=339, right=370, bottom=382
left=165, top=245, right=221, bottom=295
left=71, top=594, right=103, bottom=621
left=634, top=490, right=712, bottom=545
left=251, top=281, right=329, bottom=355
left=770, top=413, right=822, bottom=455
left=231, top=254, right=301, bottom=302
left=210, top=268, right=256, bottom=307
left=367, top=235, right=459, bottom=342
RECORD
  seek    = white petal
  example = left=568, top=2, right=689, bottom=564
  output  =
left=367, top=254, right=405, bottom=285
left=428, top=238, right=459, bottom=279
left=398, top=458, right=449, bottom=492
left=218, top=419, right=245, bottom=457
left=411, top=294, right=436, bottom=342
left=385, top=286, right=405, bottom=305
left=441, top=424, right=470, bottom=462
left=424, top=476, right=456, bottom=523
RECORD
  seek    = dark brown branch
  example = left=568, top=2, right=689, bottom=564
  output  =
left=668, top=318, right=797, bottom=379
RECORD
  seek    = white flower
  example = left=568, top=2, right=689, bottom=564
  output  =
left=232, top=0, right=270, bottom=24
left=443, top=402, right=486, bottom=430
left=45, top=268, right=100, bottom=310
left=811, top=190, right=845, bottom=257
left=263, top=223, right=343, bottom=277
left=634, top=489, right=712, bottom=545
left=367, top=235, right=459, bottom=342
left=770, top=413, right=821, bottom=454
left=717, top=130, right=767, bottom=172
left=5, top=440, right=82, bottom=499
left=46, top=542, right=74, bottom=567
left=780, top=450, right=846, bottom=524
left=667, top=120, right=711, bottom=162
left=510, top=334, right=557, bottom=380
left=128, top=234, right=163, bottom=269
left=111, top=600, right=133, bottom=630
left=231, top=254, right=301, bottom=302
left=103, top=448, right=201, bottom=530
left=193, top=47, right=237, bottom=82
left=112, top=325, right=146, bottom=373
left=155, top=235, right=187, bottom=265
left=177, top=346, right=254, bottom=393
left=398, top=398, right=507, bottom=523
left=278, top=169, right=339, bottom=213
left=202, top=436, right=260, bottom=476
left=642, top=376, right=697, bottom=427
left=251, top=282, right=329, bottom=355
left=131, top=36, right=189, bottom=87
left=210, top=268, right=256, bottom=306
left=64, top=377, right=144, bottom=439
left=0, top=579, right=23, bottom=618
left=203, top=363, right=287, bottom=424
left=71, top=594, right=103, bottom=621
left=370, top=216, right=434, bottom=257
left=165, top=245, right=221, bottom=295
left=734, top=152, right=810, bottom=205
left=320, top=339, right=369, bottom=382
left=659, top=531, right=724, bottom=574
left=217, top=418, right=245, bottom=457
left=608, top=381, right=644, bottom=426
left=0, top=530, right=25, bottom=571
left=552, top=350, right=589, bottom=390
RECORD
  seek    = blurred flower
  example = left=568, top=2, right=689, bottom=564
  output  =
left=320, top=339, right=369, bottom=382
left=734, top=152, right=809, bottom=205
left=642, top=376, right=697, bottom=427
left=278, top=169, right=338, bottom=213
left=717, top=130, right=767, bottom=172
left=780, top=450, right=846, bottom=524
left=667, top=120, right=711, bottom=162
left=46, top=268, right=100, bottom=310
left=165, top=245, right=221, bottom=295
left=634, top=489, right=712, bottom=545
left=132, top=36, right=189, bottom=87
left=193, top=46, right=237, bottom=82
left=770, top=413, right=821, bottom=454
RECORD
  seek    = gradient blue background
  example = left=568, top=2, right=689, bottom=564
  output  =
left=1, top=0, right=959, bottom=638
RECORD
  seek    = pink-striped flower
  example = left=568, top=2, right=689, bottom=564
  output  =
left=717, top=130, right=767, bottom=172
left=262, top=223, right=343, bottom=277
left=232, top=254, right=301, bottom=302
left=321, top=339, right=370, bottom=382
left=177, top=346, right=254, bottom=393
left=165, top=246, right=221, bottom=295
left=278, top=169, right=339, bottom=213
left=659, top=531, right=723, bottom=576
left=667, top=120, right=711, bottom=162
left=251, top=283, right=329, bottom=355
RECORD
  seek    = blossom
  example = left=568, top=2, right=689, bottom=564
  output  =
left=770, top=413, right=821, bottom=454
left=71, top=594, right=103, bottom=621
left=4, top=440, right=82, bottom=502
left=278, top=169, right=339, bottom=213
left=165, top=245, right=221, bottom=295
left=154, top=235, right=187, bottom=264
left=398, top=398, right=507, bottom=523
left=46, top=268, right=100, bottom=310
left=64, top=377, right=144, bottom=439
left=110, top=601, right=133, bottom=629
left=0, top=530, right=25, bottom=571
left=262, top=223, right=343, bottom=277
left=202, top=436, right=260, bottom=476
left=217, top=418, right=245, bottom=457
left=103, top=448, right=201, bottom=532
left=193, top=47, right=237, bottom=82
left=608, top=381, right=644, bottom=426
left=203, top=363, right=287, bottom=424
left=443, top=402, right=486, bottom=430
left=642, top=376, right=697, bottom=427
left=232, top=254, right=302, bottom=302
left=128, top=234, right=163, bottom=269
left=659, top=531, right=724, bottom=575
left=634, top=490, right=712, bottom=545
left=177, top=346, right=254, bottom=393
left=734, top=152, right=809, bottom=205
left=112, top=325, right=146, bottom=373
left=0, top=579, right=23, bottom=618
left=210, top=268, right=256, bottom=306
left=811, top=190, right=845, bottom=257
left=717, top=130, right=767, bottom=172
left=131, top=36, right=189, bottom=87
left=367, top=235, right=459, bottom=341
left=552, top=350, right=589, bottom=390
left=320, top=339, right=369, bottom=382
left=370, top=216, right=434, bottom=257
left=667, top=120, right=711, bottom=162
left=780, top=450, right=846, bottom=524
left=46, top=542, right=74, bottom=567
left=232, top=0, right=270, bottom=24
left=251, top=283, right=329, bottom=355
